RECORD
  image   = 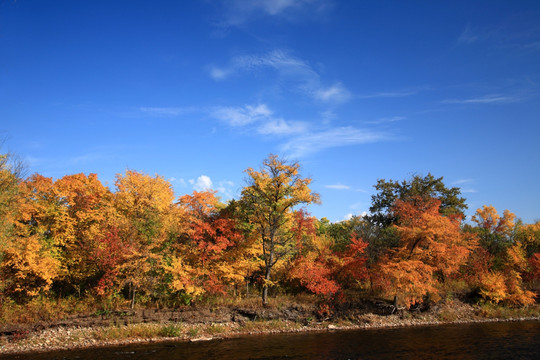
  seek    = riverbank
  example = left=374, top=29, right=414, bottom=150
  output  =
left=1, top=299, right=539, bottom=355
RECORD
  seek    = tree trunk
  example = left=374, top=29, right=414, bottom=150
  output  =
left=262, top=265, right=272, bottom=306
left=131, top=285, right=136, bottom=309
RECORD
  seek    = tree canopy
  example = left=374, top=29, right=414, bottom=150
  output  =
left=368, top=173, right=467, bottom=228
left=241, top=154, right=320, bottom=305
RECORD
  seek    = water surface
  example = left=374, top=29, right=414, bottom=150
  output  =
left=4, top=320, right=539, bottom=360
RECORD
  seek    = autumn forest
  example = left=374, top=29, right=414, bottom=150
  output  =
left=1, top=153, right=539, bottom=315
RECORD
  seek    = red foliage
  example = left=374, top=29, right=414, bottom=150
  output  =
left=178, top=191, right=243, bottom=294
left=290, top=209, right=317, bottom=250
left=340, top=234, right=369, bottom=284
left=525, top=253, right=540, bottom=283
left=89, top=228, right=132, bottom=296
left=290, top=254, right=340, bottom=296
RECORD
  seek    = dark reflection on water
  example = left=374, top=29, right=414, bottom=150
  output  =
left=4, top=320, right=539, bottom=360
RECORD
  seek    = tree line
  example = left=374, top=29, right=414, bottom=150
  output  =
left=0, top=153, right=538, bottom=308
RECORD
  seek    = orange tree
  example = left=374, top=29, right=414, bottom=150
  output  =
left=375, top=197, right=474, bottom=307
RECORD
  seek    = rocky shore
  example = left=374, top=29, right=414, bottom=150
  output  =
left=1, top=300, right=538, bottom=355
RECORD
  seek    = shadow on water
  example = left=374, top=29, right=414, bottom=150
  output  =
left=4, top=320, right=539, bottom=360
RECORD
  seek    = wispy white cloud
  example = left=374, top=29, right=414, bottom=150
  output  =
left=451, top=179, right=477, bottom=193
left=320, top=110, right=337, bottom=123
left=357, top=90, right=418, bottom=99
left=208, top=67, right=230, bottom=81
left=208, top=50, right=350, bottom=104
left=452, top=178, right=474, bottom=185
left=209, top=50, right=315, bottom=81
left=457, top=21, right=540, bottom=51
left=523, top=41, right=540, bottom=50
left=442, top=94, right=519, bottom=104
left=256, top=118, right=307, bottom=135
left=314, top=82, right=351, bottom=103
left=69, top=152, right=108, bottom=164
left=211, top=104, right=272, bottom=126
left=365, top=116, right=406, bottom=125
left=216, top=0, right=331, bottom=27
left=209, top=101, right=394, bottom=157
left=458, top=25, right=481, bottom=44
left=325, top=184, right=350, bottom=190
left=140, top=107, right=193, bottom=117
left=281, top=126, right=390, bottom=157
left=210, top=103, right=307, bottom=136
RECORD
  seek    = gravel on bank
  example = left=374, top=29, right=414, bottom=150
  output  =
left=1, top=310, right=539, bottom=355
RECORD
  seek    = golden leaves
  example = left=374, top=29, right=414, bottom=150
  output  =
left=472, top=205, right=516, bottom=235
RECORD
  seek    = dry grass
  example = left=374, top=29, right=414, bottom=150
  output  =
left=198, top=293, right=318, bottom=311
left=0, top=295, right=134, bottom=325
left=476, top=303, right=540, bottom=319
left=239, top=319, right=302, bottom=333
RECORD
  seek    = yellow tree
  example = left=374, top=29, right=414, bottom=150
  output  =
left=241, top=155, right=320, bottom=305
left=472, top=205, right=516, bottom=257
left=471, top=206, right=535, bottom=305
left=1, top=154, right=60, bottom=301
left=52, top=173, right=117, bottom=295
left=0, top=153, right=22, bottom=248
left=515, top=221, right=540, bottom=289
left=114, top=170, right=177, bottom=307
left=0, top=173, right=61, bottom=300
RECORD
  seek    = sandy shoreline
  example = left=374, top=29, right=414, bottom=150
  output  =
left=1, top=312, right=538, bottom=356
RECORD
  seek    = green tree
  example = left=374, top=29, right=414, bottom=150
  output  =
left=241, top=155, right=320, bottom=305
left=368, top=173, right=467, bottom=228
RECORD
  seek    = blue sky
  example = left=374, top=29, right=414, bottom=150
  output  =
left=1, top=0, right=539, bottom=223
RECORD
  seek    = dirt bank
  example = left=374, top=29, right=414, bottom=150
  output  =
left=1, top=299, right=538, bottom=355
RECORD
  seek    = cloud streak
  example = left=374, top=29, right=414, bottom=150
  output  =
left=209, top=102, right=393, bottom=157
left=140, top=107, right=194, bottom=117
left=211, top=104, right=272, bottom=126
left=209, top=50, right=351, bottom=104
left=452, top=178, right=474, bottom=185
left=211, top=103, right=307, bottom=136
left=325, top=184, right=350, bottom=190
left=216, top=0, right=331, bottom=27
left=365, top=116, right=406, bottom=125
left=357, top=89, right=419, bottom=99
left=442, top=94, right=520, bottom=104
left=281, top=126, right=390, bottom=157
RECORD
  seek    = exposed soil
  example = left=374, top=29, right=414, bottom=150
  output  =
left=0, top=298, right=396, bottom=339
left=0, top=299, right=538, bottom=355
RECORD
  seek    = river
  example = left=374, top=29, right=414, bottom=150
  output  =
left=4, top=320, right=539, bottom=360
